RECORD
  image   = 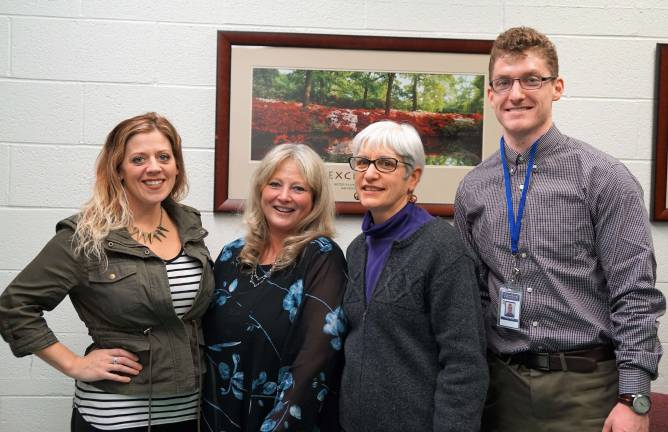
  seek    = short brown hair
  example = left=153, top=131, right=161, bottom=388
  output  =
left=489, top=27, right=559, bottom=78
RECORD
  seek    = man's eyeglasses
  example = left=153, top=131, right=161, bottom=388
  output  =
left=489, top=76, right=556, bottom=93
left=348, top=156, right=412, bottom=173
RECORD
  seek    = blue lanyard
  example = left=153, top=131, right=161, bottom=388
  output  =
left=500, top=137, right=538, bottom=255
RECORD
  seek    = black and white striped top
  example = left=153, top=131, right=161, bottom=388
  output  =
left=454, top=125, right=664, bottom=395
left=166, top=251, right=203, bottom=318
left=73, top=250, right=202, bottom=430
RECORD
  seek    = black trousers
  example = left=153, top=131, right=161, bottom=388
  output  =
left=71, top=408, right=197, bottom=432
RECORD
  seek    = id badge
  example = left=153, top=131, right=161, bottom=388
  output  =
left=498, top=285, right=522, bottom=329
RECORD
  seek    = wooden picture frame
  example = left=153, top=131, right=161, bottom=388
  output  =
left=214, top=31, right=498, bottom=215
left=654, top=43, right=668, bottom=221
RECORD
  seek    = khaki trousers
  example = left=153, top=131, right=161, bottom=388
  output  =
left=482, top=354, right=618, bottom=432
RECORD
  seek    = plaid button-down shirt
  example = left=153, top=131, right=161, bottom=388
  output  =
left=454, top=125, right=664, bottom=394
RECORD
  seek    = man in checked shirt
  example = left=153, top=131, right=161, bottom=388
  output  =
left=454, top=26, right=665, bottom=432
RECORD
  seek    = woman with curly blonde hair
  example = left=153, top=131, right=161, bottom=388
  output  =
left=202, top=143, right=347, bottom=432
left=0, top=112, right=214, bottom=431
left=74, top=112, right=189, bottom=262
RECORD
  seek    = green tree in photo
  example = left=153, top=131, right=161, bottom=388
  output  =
left=442, top=75, right=485, bottom=114
left=253, top=69, right=282, bottom=99
left=419, top=74, right=450, bottom=113
left=252, top=67, right=484, bottom=115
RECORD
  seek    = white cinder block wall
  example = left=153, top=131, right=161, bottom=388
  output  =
left=1, top=1, right=667, bottom=430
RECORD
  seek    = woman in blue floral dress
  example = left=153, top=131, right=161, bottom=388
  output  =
left=202, top=144, right=347, bottom=432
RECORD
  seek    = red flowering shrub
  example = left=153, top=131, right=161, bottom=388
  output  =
left=252, top=98, right=481, bottom=138
left=251, top=98, right=483, bottom=165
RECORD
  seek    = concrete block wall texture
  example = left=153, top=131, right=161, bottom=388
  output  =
left=1, top=1, right=667, bottom=429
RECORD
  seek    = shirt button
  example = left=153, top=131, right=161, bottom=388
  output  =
left=510, top=168, right=516, bottom=175
left=108, top=242, right=114, bottom=247
left=519, top=184, right=524, bottom=190
left=526, top=287, right=533, bottom=293
left=518, top=156, right=525, bottom=163
left=532, top=164, right=539, bottom=172
left=200, top=229, right=205, bottom=234
left=532, top=321, right=539, bottom=327
left=144, top=249, right=150, bottom=255
left=108, top=273, right=116, bottom=280
left=520, top=252, right=528, bottom=258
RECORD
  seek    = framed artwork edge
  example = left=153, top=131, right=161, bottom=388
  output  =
left=653, top=43, right=668, bottom=221
left=214, top=31, right=494, bottom=216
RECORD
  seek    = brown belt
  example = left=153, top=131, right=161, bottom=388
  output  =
left=497, top=345, right=615, bottom=373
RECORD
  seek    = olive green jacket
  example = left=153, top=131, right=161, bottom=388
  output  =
left=0, top=199, right=214, bottom=395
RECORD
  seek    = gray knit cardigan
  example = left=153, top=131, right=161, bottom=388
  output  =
left=339, top=218, right=488, bottom=432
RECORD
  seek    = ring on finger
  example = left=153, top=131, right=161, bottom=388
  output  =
left=111, top=356, right=119, bottom=365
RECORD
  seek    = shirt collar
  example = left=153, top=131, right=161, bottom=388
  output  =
left=503, top=124, right=563, bottom=164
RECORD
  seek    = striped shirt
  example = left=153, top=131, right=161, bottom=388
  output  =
left=454, top=125, right=665, bottom=395
left=73, top=250, right=202, bottom=430
left=166, top=251, right=204, bottom=318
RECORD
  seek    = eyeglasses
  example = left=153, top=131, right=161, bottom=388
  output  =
left=489, top=76, right=556, bottom=93
left=348, top=156, right=411, bottom=173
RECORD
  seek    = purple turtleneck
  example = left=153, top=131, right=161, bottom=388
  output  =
left=362, top=202, right=434, bottom=302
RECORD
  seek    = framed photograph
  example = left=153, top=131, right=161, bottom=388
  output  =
left=654, top=43, right=668, bottom=221
left=214, top=31, right=500, bottom=215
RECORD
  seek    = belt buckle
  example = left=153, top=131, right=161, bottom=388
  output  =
left=535, top=353, right=551, bottom=371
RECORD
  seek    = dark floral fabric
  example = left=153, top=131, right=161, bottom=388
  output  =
left=202, top=237, right=347, bottom=432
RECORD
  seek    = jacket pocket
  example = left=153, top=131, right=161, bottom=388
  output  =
left=92, top=330, right=151, bottom=386
left=87, top=262, right=146, bottom=317
left=88, top=262, right=137, bottom=284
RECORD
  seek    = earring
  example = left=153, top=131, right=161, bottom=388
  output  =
left=354, top=192, right=359, bottom=201
left=408, top=193, right=417, bottom=203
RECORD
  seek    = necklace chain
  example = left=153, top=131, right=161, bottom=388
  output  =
left=129, top=207, right=169, bottom=244
left=249, top=263, right=274, bottom=287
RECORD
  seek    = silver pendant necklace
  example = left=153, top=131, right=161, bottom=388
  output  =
left=249, top=264, right=274, bottom=287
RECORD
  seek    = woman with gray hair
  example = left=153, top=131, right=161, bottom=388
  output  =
left=339, top=120, right=488, bottom=431
left=202, top=144, right=347, bottom=431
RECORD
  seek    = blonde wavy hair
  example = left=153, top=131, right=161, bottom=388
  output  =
left=239, top=143, right=335, bottom=272
left=73, top=112, right=188, bottom=262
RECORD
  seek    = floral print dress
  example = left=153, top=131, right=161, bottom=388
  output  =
left=202, top=237, right=347, bottom=432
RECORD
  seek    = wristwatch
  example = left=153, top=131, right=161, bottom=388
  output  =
left=618, top=393, right=651, bottom=415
